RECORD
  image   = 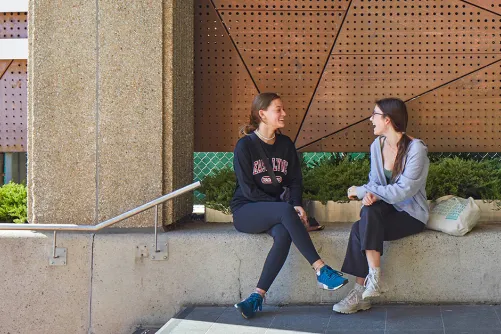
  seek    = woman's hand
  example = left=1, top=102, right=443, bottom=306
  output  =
left=294, top=206, right=310, bottom=228
left=347, top=186, right=358, bottom=200
left=362, top=192, right=379, bottom=206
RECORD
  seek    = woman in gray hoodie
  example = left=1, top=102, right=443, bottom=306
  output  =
left=333, top=98, right=430, bottom=314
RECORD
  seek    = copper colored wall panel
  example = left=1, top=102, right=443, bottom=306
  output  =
left=195, top=0, right=501, bottom=152
left=0, top=60, right=27, bottom=152
left=1, top=12, right=28, bottom=39
left=465, top=0, right=501, bottom=16
left=334, top=0, right=501, bottom=55
left=296, top=54, right=501, bottom=148
left=220, top=10, right=345, bottom=139
left=195, top=0, right=259, bottom=152
left=299, top=119, right=374, bottom=152
left=406, top=61, right=501, bottom=152
left=213, top=0, right=350, bottom=10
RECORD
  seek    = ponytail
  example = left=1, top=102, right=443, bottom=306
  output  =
left=392, top=133, right=412, bottom=181
left=240, top=92, right=281, bottom=137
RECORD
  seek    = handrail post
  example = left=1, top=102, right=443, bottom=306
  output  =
left=154, top=204, right=159, bottom=253
left=53, top=231, right=58, bottom=258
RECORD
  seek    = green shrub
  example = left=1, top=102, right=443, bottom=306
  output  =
left=303, top=156, right=371, bottom=204
left=0, top=182, right=28, bottom=223
left=198, top=168, right=235, bottom=214
left=426, top=157, right=501, bottom=201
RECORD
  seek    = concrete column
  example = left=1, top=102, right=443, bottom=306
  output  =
left=163, top=0, right=194, bottom=225
left=28, top=0, right=194, bottom=227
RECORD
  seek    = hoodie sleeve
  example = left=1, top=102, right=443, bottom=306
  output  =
left=361, top=142, right=429, bottom=204
left=286, top=139, right=303, bottom=207
left=233, top=139, right=278, bottom=202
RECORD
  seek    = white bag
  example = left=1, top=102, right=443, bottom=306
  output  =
left=427, top=195, right=481, bottom=236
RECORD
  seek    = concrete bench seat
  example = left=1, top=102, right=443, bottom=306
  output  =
left=169, top=221, right=501, bottom=305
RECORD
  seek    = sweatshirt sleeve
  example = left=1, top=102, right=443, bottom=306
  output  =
left=233, top=139, right=278, bottom=202
left=361, top=143, right=429, bottom=204
left=286, top=140, right=303, bottom=206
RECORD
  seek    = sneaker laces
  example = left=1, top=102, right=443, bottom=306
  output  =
left=364, top=272, right=380, bottom=291
left=339, top=288, right=359, bottom=306
left=247, top=293, right=263, bottom=312
left=324, top=266, right=344, bottom=279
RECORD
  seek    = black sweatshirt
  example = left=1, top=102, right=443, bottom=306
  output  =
left=230, top=133, right=303, bottom=213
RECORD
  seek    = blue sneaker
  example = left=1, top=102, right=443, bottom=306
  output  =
left=234, top=293, right=263, bottom=319
left=316, top=265, right=348, bottom=291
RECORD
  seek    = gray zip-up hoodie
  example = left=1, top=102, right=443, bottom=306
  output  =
left=356, top=137, right=430, bottom=224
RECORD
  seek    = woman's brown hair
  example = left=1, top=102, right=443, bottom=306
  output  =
left=376, top=97, right=411, bottom=180
left=241, top=92, right=281, bottom=135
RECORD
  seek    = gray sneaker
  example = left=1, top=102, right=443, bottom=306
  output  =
left=362, top=271, right=382, bottom=300
left=333, top=287, right=371, bottom=314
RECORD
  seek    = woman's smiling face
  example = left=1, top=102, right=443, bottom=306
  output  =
left=370, top=105, right=387, bottom=136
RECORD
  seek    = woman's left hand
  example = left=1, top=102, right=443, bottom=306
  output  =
left=294, top=206, right=309, bottom=228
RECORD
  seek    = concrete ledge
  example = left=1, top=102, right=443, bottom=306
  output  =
left=2, top=222, right=501, bottom=333
left=206, top=200, right=501, bottom=223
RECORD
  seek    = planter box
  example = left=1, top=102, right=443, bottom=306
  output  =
left=205, top=207, right=233, bottom=223
left=305, top=200, right=501, bottom=223
left=205, top=200, right=501, bottom=223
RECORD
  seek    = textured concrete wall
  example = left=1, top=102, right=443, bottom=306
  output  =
left=28, top=0, right=193, bottom=227
left=163, top=0, right=194, bottom=225
left=28, top=0, right=97, bottom=225
left=0, top=231, right=92, bottom=334
left=2, top=224, right=500, bottom=334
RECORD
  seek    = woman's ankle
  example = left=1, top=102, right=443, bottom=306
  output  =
left=254, top=288, right=266, bottom=298
left=312, top=260, right=325, bottom=272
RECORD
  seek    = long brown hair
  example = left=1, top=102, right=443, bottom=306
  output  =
left=376, top=98, right=411, bottom=180
left=241, top=92, right=281, bottom=136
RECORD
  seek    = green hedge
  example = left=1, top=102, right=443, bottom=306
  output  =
left=199, top=156, right=501, bottom=213
left=0, top=182, right=27, bottom=223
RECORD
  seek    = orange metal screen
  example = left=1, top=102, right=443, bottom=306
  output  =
left=195, top=0, right=501, bottom=152
left=0, top=13, right=28, bottom=152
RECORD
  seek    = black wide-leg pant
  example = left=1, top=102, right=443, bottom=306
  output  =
left=341, top=201, right=425, bottom=278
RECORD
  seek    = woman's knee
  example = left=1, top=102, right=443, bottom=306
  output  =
left=350, top=220, right=360, bottom=234
left=270, top=224, right=292, bottom=245
left=276, top=202, right=299, bottom=219
left=360, top=202, right=386, bottom=221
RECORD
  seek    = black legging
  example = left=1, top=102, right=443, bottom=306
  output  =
left=233, top=201, right=321, bottom=291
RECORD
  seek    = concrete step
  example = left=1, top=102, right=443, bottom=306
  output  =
left=153, top=304, right=501, bottom=334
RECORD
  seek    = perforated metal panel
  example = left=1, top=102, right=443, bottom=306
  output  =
left=195, top=0, right=501, bottom=152
left=297, top=54, right=501, bottom=149
left=213, top=1, right=350, bottom=10
left=0, top=60, right=27, bottom=152
left=1, top=12, right=28, bottom=39
left=406, top=61, right=501, bottom=152
left=465, top=0, right=501, bottom=16
left=194, top=0, right=258, bottom=151
left=219, top=10, right=345, bottom=139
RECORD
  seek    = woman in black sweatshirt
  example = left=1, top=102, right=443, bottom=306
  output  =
left=232, top=93, right=348, bottom=319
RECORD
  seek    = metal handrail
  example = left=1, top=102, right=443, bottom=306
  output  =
left=0, top=181, right=201, bottom=231
left=0, top=181, right=201, bottom=258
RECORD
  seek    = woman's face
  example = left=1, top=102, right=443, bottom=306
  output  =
left=260, top=98, right=286, bottom=129
left=370, top=105, right=389, bottom=136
